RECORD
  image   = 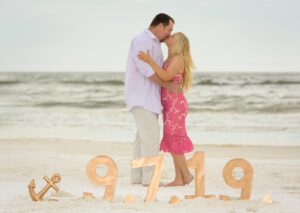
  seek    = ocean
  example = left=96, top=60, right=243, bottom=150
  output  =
left=0, top=72, right=299, bottom=146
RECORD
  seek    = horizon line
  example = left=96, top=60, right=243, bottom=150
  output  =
left=1, top=70, right=300, bottom=73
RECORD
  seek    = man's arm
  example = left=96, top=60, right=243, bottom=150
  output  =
left=148, top=74, right=182, bottom=92
left=132, top=39, right=155, bottom=78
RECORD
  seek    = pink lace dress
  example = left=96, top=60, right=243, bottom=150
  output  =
left=159, top=59, right=193, bottom=154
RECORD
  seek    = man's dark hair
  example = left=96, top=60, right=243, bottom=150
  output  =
left=150, top=13, right=174, bottom=27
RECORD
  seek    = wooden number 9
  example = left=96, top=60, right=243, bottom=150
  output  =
left=86, top=155, right=118, bottom=201
left=223, top=158, right=253, bottom=200
left=132, top=155, right=164, bottom=202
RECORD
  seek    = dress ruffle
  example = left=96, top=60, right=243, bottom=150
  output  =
left=160, top=134, right=193, bottom=154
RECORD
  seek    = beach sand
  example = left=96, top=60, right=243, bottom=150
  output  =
left=1, top=138, right=300, bottom=213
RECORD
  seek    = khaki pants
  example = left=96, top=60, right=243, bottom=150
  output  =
left=131, top=106, right=160, bottom=185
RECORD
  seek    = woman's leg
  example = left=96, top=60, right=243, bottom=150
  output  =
left=172, top=153, right=193, bottom=185
left=164, top=153, right=185, bottom=186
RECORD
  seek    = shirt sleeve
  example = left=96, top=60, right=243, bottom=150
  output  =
left=131, top=38, right=155, bottom=78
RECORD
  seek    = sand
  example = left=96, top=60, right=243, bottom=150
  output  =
left=1, top=138, right=300, bottom=213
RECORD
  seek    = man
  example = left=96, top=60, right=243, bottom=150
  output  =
left=125, top=13, right=175, bottom=186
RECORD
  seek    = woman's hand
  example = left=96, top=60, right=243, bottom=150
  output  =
left=138, top=51, right=152, bottom=64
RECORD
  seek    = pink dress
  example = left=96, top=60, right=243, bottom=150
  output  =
left=159, top=59, right=193, bottom=154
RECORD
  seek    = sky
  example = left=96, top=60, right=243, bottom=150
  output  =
left=0, top=0, right=299, bottom=72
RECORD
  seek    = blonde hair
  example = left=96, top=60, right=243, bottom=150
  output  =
left=171, top=32, right=195, bottom=90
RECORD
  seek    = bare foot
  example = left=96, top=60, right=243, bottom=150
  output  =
left=164, top=180, right=185, bottom=187
left=184, top=174, right=194, bottom=185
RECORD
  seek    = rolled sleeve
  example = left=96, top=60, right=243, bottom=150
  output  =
left=131, top=39, right=154, bottom=78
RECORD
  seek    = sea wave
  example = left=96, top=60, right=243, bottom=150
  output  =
left=12, top=98, right=297, bottom=113
left=0, top=80, right=22, bottom=85
left=189, top=103, right=300, bottom=113
left=60, top=79, right=124, bottom=86
left=34, top=100, right=126, bottom=108
left=1, top=72, right=300, bottom=87
left=1, top=72, right=300, bottom=114
left=194, top=79, right=300, bottom=86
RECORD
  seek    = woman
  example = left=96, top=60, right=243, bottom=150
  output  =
left=138, top=32, right=194, bottom=186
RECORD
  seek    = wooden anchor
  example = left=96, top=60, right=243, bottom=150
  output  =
left=28, top=173, right=61, bottom=201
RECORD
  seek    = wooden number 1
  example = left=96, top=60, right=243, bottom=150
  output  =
left=185, top=151, right=205, bottom=199
left=223, top=158, right=253, bottom=200
left=131, top=155, right=164, bottom=202
left=86, top=155, right=118, bottom=201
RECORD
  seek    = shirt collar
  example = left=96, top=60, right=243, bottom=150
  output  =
left=145, top=28, right=159, bottom=41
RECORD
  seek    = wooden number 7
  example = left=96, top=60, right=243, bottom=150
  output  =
left=131, top=155, right=164, bottom=202
left=86, top=155, right=118, bottom=201
left=185, top=151, right=205, bottom=199
left=223, top=158, right=253, bottom=200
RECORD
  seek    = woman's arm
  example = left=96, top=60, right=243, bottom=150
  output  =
left=148, top=73, right=167, bottom=86
left=138, top=51, right=184, bottom=81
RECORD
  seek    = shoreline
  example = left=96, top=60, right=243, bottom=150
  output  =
left=2, top=138, right=300, bottom=159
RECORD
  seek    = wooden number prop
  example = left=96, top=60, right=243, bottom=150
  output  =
left=131, top=155, right=164, bottom=202
left=169, top=195, right=181, bottom=204
left=86, top=155, right=118, bottom=200
left=123, top=193, right=135, bottom=203
left=223, top=158, right=253, bottom=200
left=185, top=151, right=205, bottom=199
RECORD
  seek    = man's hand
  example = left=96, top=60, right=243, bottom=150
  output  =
left=164, top=80, right=183, bottom=93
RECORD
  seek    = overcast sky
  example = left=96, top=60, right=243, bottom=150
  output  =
left=0, top=0, right=299, bottom=72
